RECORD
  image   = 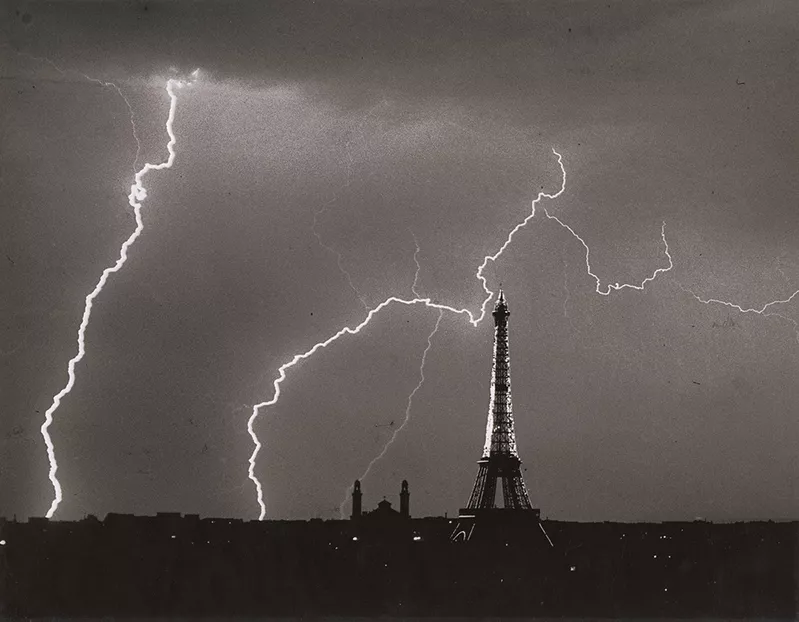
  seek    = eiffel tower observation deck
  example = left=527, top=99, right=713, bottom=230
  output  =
left=458, top=290, right=540, bottom=521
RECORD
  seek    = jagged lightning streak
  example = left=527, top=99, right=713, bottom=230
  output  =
left=15, top=51, right=141, bottom=171
left=328, top=230, right=431, bottom=514
left=311, top=103, right=387, bottom=312
left=410, top=229, right=423, bottom=297
left=467, top=149, right=570, bottom=326
left=40, top=73, right=196, bottom=518
left=248, top=148, right=673, bottom=519
left=247, top=296, right=474, bottom=519
left=678, top=284, right=799, bottom=343
left=542, top=210, right=673, bottom=296
left=328, top=231, right=428, bottom=508
left=468, top=152, right=671, bottom=322
left=338, top=308, right=445, bottom=517
left=312, top=201, right=369, bottom=311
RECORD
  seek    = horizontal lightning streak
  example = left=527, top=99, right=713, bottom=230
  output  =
left=338, top=308, right=444, bottom=518
left=679, top=284, right=799, bottom=343
left=40, top=77, right=189, bottom=519
left=248, top=148, right=673, bottom=519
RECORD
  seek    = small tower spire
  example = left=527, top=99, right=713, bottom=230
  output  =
left=400, top=480, right=410, bottom=518
left=493, top=288, right=509, bottom=322
left=351, top=480, right=362, bottom=520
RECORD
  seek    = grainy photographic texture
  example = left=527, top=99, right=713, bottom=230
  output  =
left=1, top=0, right=797, bottom=617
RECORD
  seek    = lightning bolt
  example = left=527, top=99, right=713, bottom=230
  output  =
left=312, top=201, right=370, bottom=311
left=247, top=148, right=674, bottom=519
left=541, top=211, right=673, bottom=296
left=247, top=296, right=475, bottom=519
left=678, top=284, right=799, bottom=343
left=14, top=51, right=141, bottom=172
left=331, top=230, right=430, bottom=504
left=39, top=72, right=196, bottom=518
left=410, top=229, right=423, bottom=297
left=467, top=150, right=570, bottom=326
left=311, top=103, right=387, bottom=313
left=338, top=308, right=444, bottom=518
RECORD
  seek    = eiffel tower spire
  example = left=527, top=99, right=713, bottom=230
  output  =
left=464, top=290, right=534, bottom=511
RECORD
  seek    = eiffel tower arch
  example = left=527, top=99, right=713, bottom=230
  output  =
left=451, top=290, right=545, bottom=542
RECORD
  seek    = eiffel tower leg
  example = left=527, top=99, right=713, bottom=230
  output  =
left=515, top=476, right=533, bottom=510
left=480, top=464, right=497, bottom=509
left=501, top=474, right=514, bottom=509
left=467, top=461, right=489, bottom=509
left=508, top=469, right=532, bottom=510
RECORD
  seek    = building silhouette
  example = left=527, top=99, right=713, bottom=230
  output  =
left=2, top=510, right=796, bottom=616
left=351, top=479, right=411, bottom=521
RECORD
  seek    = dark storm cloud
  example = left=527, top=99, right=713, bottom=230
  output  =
left=3, top=1, right=754, bottom=100
left=2, top=0, right=797, bottom=521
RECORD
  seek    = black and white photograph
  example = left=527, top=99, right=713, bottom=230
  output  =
left=1, top=0, right=797, bottom=618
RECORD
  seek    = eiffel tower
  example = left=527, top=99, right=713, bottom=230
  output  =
left=452, top=290, right=541, bottom=541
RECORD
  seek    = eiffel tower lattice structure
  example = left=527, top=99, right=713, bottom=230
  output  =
left=452, top=290, right=542, bottom=542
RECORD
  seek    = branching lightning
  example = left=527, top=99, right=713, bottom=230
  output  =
left=679, top=284, right=799, bottom=344
left=247, top=296, right=474, bottom=519
left=541, top=210, right=673, bottom=296
left=311, top=202, right=370, bottom=314
left=15, top=52, right=142, bottom=172
left=468, top=149, right=569, bottom=327
left=329, top=230, right=434, bottom=516
left=40, top=72, right=196, bottom=518
left=338, top=308, right=444, bottom=517
left=312, top=202, right=369, bottom=311
left=310, top=104, right=387, bottom=313
left=247, top=148, right=674, bottom=519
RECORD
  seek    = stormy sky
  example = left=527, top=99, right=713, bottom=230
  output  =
left=1, top=0, right=797, bottom=522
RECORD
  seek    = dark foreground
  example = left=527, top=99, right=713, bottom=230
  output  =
left=1, top=514, right=797, bottom=618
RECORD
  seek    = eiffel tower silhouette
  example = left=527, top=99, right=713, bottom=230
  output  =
left=452, top=290, right=541, bottom=541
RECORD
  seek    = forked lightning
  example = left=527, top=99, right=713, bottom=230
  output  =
left=247, top=149, right=674, bottom=519
left=338, top=308, right=445, bottom=517
left=41, top=71, right=197, bottom=518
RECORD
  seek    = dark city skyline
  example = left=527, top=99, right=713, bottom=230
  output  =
left=2, top=0, right=798, bottom=524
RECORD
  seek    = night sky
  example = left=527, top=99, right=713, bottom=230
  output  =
left=2, top=0, right=797, bottom=522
